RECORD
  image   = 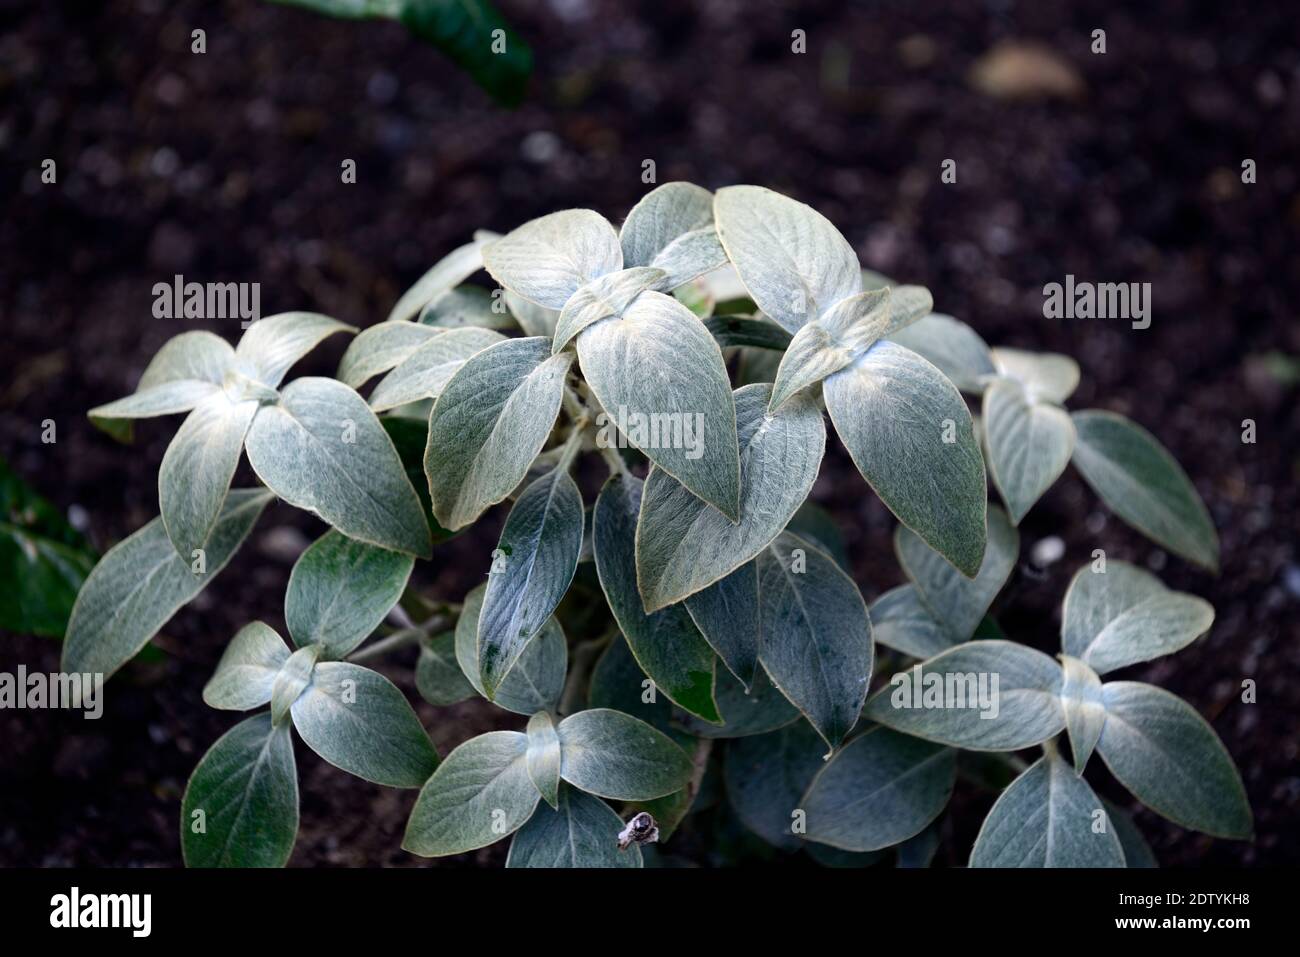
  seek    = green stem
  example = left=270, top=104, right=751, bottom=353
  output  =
left=559, top=628, right=615, bottom=716
left=348, top=612, right=455, bottom=663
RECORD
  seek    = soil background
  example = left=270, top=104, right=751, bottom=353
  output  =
left=1, top=0, right=1298, bottom=867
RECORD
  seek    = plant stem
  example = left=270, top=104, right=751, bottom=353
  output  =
left=348, top=613, right=455, bottom=663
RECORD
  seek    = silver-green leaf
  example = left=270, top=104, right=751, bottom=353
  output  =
left=552, top=266, right=665, bottom=353
left=478, top=467, right=583, bottom=697
left=713, top=185, right=860, bottom=334
left=245, top=377, right=430, bottom=557
left=684, top=561, right=761, bottom=689
left=863, top=640, right=1065, bottom=751
left=203, top=621, right=291, bottom=711
left=578, top=291, right=741, bottom=519
left=367, top=327, right=505, bottom=412
left=402, top=730, right=539, bottom=857
left=284, top=529, right=414, bottom=659
left=336, top=321, right=442, bottom=389
left=802, top=726, right=956, bottom=852
left=424, top=336, right=571, bottom=531
left=482, top=209, right=622, bottom=310
left=1070, top=410, right=1220, bottom=572
left=868, top=585, right=954, bottom=660
left=555, top=708, right=694, bottom=801
left=235, top=312, right=356, bottom=388
left=1061, top=560, right=1214, bottom=674
left=525, top=711, right=562, bottom=809
left=1095, top=681, right=1252, bottom=839
left=991, top=348, right=1080, bottom=404
left=289, top=661, right=437, bottom=788
left=181, top=713, right=298, bottom=868
left=62, top=489, right=272, bottom=679
left=387, top=239, right=485, bottom=323
left=983, top=377, right=1076, bottom=524
left=1059, top=655, right=1106, bottom=773
left=756, top=533, right=873, bottom=752
left=969, top=748, right=1124, bottom=867
left=724, top=720, right=827, bottom=850
left=636, top=383, right=825, bottom=612
left=887, top=312, right=996, bottom=394
left=768, top=288, right=891, bottom=411
left=825, top=340, right=987, bottom=577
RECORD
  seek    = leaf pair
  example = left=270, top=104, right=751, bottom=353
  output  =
left=715, top=186, right=986, bottom=575
left=482, top=184, right=742, bottom=519
left=90, top=317, right=433, bottom=560
left=403, top=708, right=690, bottom=865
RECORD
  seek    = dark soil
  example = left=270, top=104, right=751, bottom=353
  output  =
left=1, top=0, right=1297, bottom=867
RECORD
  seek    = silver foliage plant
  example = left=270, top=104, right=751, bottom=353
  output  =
left=65, top=182, right=1247, bottom=869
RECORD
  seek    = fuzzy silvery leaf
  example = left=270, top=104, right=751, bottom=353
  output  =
left=677, top=663, right=800, bottom=739
left=592, top=475, right=720, bottom=724
left=880, top=285, right=934, bottom=336
left=156, top=392, right=259, bottom=560
left=736, top=346, right=782, bottom=387
left=551, top=266, right=665, bottom=353
left=181, top=712, right=298, bottom=868
left=417, top=284, right=516, bottom=330
left=89, top=380, right=224, bottom=437
left=1059, top=654, right=1106, bottom=773
left=203, top=621, right=291, bottom=711
left=983, top=377, right=1076, bottom=524
left=724, top=720, right=826, bottom=850
left=415, top=631, right=475, bottom=706
left=235, top=312, right=356, bottom=388
left=506, top=289, right=559, bottom=338
left=402, top=730, right=539, bottom=857
left=895, top=505, right=1019, bottom=644
left=555, top=708, right=694, bottom=801
left=1104, top=798, right=1158, bottom=868
left=380, top=416, right=456, bottom=544
left=768, top=289, right=891, bottom=412
left=424, top=336, right=571, bottom=531
left=367, top=327, right=506, bottom=412
left=684, top=561, right=760, bottom=689
left=387, top=239, right=485, bottom=323
left=1061, top=561, right=1213, bottom=675
left=713, top=185, right=861, bottom=334
left=703, top=315, right=793, bottom=351
left=868, top=585, right=954, bottom=660
left=139, top=330, right=237, bottom=389
left=507, top=785, right=641, bottom=868
left=991, top=348, right=1081, bottom=404
left=284, top=529, right=413, bottom=659
left=245, top=377, right=430, bottom=557
left=578, top=291, right=742, bottom=519
left=482, top=209, right=622, bottom=310
left=802, top=726, right=956, bottom=853
left=825, top=340, right=988, bottom=577
left=455, top=583, right=567, bottom=716
left=1071, top=410, right=1220, bottom=571
left=756, top=533, right=873, bottom=752
left=336, top=322, right=442, bottom=389
left=289, top=661, right=437, bottom=788
left=62, top=488, right=272, bottom=679
left=969, top=748, right=1124, bottom=868
left=1096, top=681, right=1251, bottom=839
left=636, top=383, right=825, bottom=612
left=620, top=182, right=715, bottom=272
left=887, top=313, right=996, bottom=394
left=860, top=269, right=893, bottom=291
left=478, top=467, right=583, bottom=697
left=270, top=644, right=319, bottom=725
left=649, top=227, right=728, bottom=290
left=863, top=640, right=1065, bottom=751
left=525, top=711, right=562, bottom=809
